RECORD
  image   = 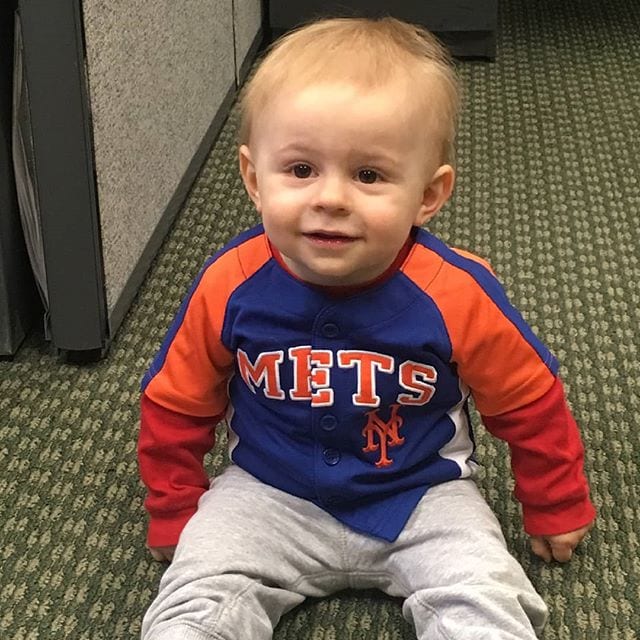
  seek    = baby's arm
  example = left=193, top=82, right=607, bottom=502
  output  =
left=482, top=376, right=596, bottom=562
left=138, top=257, right=237, bottom=560
left=138, top=393, right=221, bottom=559
left=431, top=249, right=596, bottom=559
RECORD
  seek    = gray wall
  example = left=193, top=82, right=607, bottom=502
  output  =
left=82, top=0, right=261, bottom=314
left=234, top=0, right=262, bottom=82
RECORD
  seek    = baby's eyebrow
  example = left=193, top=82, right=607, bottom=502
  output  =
left=273, top=144, right=401, bottom=170
left=361, top=152, right=396, bottom=163
left=275, top=143, right=316, bottom=156
left=354, top=151, right=401, bottom=168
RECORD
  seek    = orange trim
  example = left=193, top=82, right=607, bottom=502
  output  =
left=145, top=234, right=271, bottom=416
left=404, top=244, right=555, bottom=415
left=400, top=240, right=445, bottom=291
left=238, top=233, right=273, bottom=278
left=451, top=248, right=495, bottom=274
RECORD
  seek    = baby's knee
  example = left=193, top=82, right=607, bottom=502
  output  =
left=404, top=582, right=548, bottom=639
left=142, top=571, right=303, bottom=640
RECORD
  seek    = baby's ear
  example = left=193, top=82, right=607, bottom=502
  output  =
left=239, top=145, right=261, bottom=211
left=415, top=164, right=455, bottom=225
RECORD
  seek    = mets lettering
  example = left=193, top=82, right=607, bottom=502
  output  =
left=237, top=347, right=438, bottom=408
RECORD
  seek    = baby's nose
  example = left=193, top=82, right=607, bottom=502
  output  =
left=313, top=174, right=350, bottom=213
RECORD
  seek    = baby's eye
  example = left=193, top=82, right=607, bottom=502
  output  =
left=292, top=164, right=313, bottom=179
left=358, top=169, right=379, bottom=184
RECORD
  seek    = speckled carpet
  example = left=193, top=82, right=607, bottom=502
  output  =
left=1, top=0, right=639, bottom=637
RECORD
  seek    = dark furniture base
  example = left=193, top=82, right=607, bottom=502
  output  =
left=0, top=0, right=40, bottom=357
left=268, top=0, right=498, bottom=59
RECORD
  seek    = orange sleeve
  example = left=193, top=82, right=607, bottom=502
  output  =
left=405, top=243, right=557, bottom=415
left=139, top=231, right=272, bottom=545
left=143, top=233, right=270, bottom=416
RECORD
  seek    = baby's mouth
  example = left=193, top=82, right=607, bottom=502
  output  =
left=304, top=231, right=356, bottom=244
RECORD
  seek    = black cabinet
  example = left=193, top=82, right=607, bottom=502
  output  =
left=268, top=0, right=498, bottom=58
left=0, top=0, right=39, bottom=356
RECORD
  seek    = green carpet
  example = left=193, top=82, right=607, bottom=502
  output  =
left=2, top=0, right=639, bottom=637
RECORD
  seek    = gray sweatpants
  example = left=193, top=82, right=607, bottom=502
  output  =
left=141, top=465, right=548, bottom=640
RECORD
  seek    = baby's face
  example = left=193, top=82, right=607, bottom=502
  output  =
left=240, top=80, right=452, bottom=286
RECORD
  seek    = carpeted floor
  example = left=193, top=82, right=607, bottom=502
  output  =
left=2, top=0, right=639, bottom=637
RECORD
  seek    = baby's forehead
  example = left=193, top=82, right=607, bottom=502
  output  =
left=277, top=72, right=448, bottom=114
left=252, top=80, right=447, bottom=166
left=265, top=76, right=452, bottom=140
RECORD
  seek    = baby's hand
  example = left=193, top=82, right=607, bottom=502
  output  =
left=529, top=523, right=593, bottom=563
left=148, top=545, right=176, bottom=562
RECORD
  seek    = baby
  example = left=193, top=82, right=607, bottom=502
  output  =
left=139, top=17, right=595, bottom=639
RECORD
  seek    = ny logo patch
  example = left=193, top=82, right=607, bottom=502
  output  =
left=362, top=403, right=405, bottom=468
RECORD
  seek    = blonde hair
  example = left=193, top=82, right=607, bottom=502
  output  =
left=239, top=17, right=461, bottom=164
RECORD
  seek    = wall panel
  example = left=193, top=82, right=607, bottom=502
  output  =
left=82, top=0, right=236, bottom=313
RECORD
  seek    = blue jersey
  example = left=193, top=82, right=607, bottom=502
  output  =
left=142, top=225, right=559, bottom=541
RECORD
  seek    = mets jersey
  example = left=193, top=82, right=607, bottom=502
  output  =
left=139, top=225, right=595, bottom=546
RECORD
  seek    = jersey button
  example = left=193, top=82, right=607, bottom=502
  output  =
left=321, top=323, right=340, bottom=338
left=323, top=448, right=341, bottom=466
left=320, top=414, right=338, bottom=431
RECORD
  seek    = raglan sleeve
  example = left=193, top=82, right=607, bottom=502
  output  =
left=138, top=260, right=236, bottom=547
left=430, top=252, right=595, bottom=535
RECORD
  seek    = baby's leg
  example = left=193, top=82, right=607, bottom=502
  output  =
left=141, top=466, right=349, bottom=640
left=384, top=479, right=548, bottom=639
